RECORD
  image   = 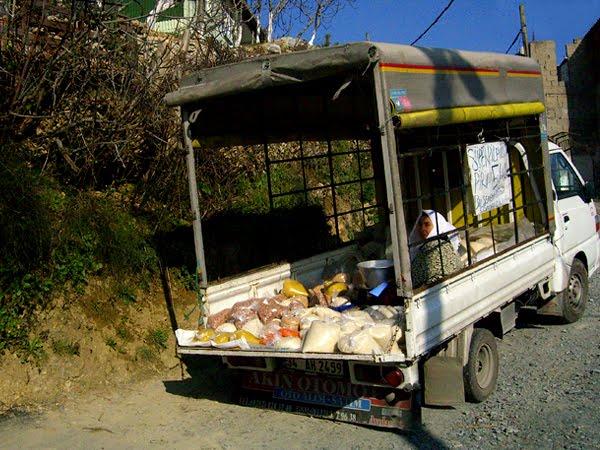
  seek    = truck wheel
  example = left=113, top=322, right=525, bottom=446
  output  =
left=464, top=328, right=498, bottom=403
left=560, top=259, right=588, bottom=324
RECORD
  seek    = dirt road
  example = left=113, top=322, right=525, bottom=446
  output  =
left=1, top=274, right=599, bottom=449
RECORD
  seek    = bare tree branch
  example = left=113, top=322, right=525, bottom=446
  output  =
left=245, top=0, right=354, bottom=44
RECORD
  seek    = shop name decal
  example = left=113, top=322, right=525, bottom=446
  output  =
left=466, top=141, right=511, bottom=215
left=242, top=371, right=374, bottom=398
left=273, top=389, right=372, bottom=411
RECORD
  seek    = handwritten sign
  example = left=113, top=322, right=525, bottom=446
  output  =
left=466, top=141, right=511, bottom=215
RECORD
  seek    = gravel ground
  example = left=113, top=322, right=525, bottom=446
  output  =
left=0, top=273, right=599, bottom=449
left=419, top=271, right=600, bottom=449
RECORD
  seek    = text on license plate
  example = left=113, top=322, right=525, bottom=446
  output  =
left=283, top=359, right=344, bottom=376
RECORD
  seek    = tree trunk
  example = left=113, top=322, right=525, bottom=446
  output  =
left=267, top=11, right=274, bottom=42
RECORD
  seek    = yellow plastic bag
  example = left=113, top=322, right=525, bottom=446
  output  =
left=324, top=282, right=348, bottom=299
left=194, top=328, right=215, bottom=342
left=232, top=329, right=263, bottom=345
left=212, top=332, right=233, bottom=344
left=282, top=279, right=308, bottom=297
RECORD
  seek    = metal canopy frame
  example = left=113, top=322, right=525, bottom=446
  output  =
left=169, top=41, right=549, bottom=296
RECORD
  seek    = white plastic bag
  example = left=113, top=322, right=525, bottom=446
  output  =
left=301, top=320, right=341, bottom=353
left=337, top=329, right=382, bottom=355
left=275, top=336, right=303, bottom=351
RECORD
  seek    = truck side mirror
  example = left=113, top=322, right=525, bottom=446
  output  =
left=584, top=180, right=595, bottom=203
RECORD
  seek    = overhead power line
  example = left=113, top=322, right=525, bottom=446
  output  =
left=411, top=0, right=455, bottom=46
left=505, top=30, right=521, bottom=54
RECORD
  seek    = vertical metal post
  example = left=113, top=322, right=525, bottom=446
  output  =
left=326, top=137, right=341, bottom=243
left=373, top=65, right=413, bottom=297
left=263, top=140, right=274, bottom=211
left=414, top=156, right=423, bottom=213
left=293, top=94, right=309, bottom=206
left=426, top=153, right=446, bottom=272
left=442, top=151, right=452, bottom=223
left=356, top=140, right=367, bottom=230
left=299, top=137, right=309, bottom=206
left=182, top=109, right=208, bottom=287
left=519, top=4, right=530, bottom=57
left=323, top=95, right=341, bottom=243
left=508, top=143, right=520, bottom=244
left=489, top=212, right=497, bottom=254
left=458, top=145, right=473, bottom=267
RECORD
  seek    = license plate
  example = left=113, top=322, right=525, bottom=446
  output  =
left=283, top=359, right=344, bottom=376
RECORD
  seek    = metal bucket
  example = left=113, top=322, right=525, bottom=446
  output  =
left=356, top=259, right=395, bottom=289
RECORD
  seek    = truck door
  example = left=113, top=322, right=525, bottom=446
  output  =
left=550, top=148, right=599, bottom=271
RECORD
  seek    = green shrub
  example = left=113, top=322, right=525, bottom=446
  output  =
left=169, top=266, right=196, bottom=292
left=55, top=193, right=158, bottom=283
left=146, top=326, right=169, bottom=350
left=0, top=187, right=159, bottom=358
left=0, top=1, right=227, bottom=360
left=105, top=337, right=118, bottom=350
left=51, top=338, right=80, bottom=356
left=116, top=324, right=132, bottom=341
left=18, top=337, right=47, bottom=365
left=0, top=273, right=53, bottom=353
left=106, top=336, right=128, bottom=354
left=135, top=345, right=157, bottom=362
left=0, top=155, right=54, bottom=275
left=114, top=284, right=137, bottom=305
left=0, top=295, right=27, bottom=353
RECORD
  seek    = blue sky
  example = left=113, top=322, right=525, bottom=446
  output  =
left=320, top=0, right=599, bottom=60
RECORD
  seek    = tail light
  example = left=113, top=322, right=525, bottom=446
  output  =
left=595, top=214, right=599, bottom=233
left=383, top=368, right=404, bottom=386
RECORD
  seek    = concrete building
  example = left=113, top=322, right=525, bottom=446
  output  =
left=529, top=19, right=600, bottom=188
left=119, top=0, right=260, bottom=45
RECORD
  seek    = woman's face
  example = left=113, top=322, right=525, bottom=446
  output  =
left=418, top=215, right=434, bottom=240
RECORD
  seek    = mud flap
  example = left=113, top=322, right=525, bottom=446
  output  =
left=500, top=302, right=517, bottom=334
left=536, top=294, right=563, bottom=316
left=423, top=355, right=465, bottom=406
left=238, top=369, right=421, bottom=430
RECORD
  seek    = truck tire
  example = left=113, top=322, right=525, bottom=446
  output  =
left=464, top=328, right=498, bottom=403
left=560, top=258, right=588, bottom=324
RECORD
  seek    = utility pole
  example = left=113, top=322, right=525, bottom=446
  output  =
left=519, top=4, right=529, bottom=56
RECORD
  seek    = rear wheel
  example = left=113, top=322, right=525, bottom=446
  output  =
left=560, top=259, right=588, bottom=324
left=464, top=328, right=498, bottom=403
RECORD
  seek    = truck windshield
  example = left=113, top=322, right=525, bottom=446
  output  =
left=550, top=152, right=585, bottom=200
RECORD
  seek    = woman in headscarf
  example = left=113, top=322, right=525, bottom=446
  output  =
left=408, top=210, right=463, bottom=289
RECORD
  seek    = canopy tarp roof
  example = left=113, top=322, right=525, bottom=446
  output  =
left=165, top=42, right=544, bottom=143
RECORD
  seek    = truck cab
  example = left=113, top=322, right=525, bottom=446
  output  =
left=543, top=142, right=599, bottom=322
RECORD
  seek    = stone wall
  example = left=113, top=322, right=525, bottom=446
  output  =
left=564, top=29, right=600, bottom=187
left=529, top=40, right=570, bottom=145
left=529, top=20, right=600, bottom=190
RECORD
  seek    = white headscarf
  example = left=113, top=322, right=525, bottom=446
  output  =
left=408, top=210, right=461, bottom=261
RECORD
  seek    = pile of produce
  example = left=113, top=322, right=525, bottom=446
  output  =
left=186, top=276, right=404, bottom=355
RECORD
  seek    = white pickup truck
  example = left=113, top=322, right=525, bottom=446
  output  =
left=166, top=41, right=599, bottom=429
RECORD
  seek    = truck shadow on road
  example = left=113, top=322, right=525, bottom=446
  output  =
left=162, top=355, right=241, bottom=403
left=162, top=357, right=451, bottom=448
left=515, top=310, right=569, bottom=328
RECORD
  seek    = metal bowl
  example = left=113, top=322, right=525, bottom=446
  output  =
left=356, top=259, right=395, bottom=289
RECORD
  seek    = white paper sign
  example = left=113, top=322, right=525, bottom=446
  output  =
left=466, top=141, right=511, bottom=215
